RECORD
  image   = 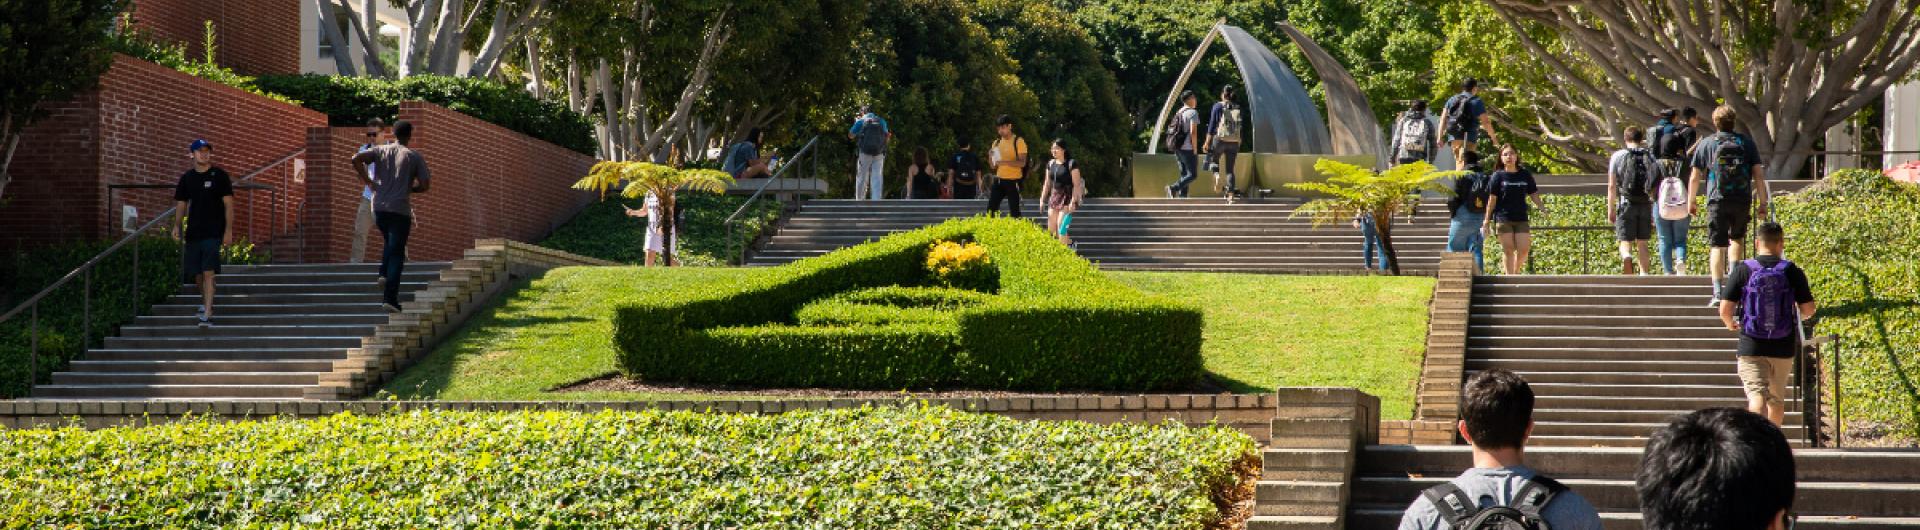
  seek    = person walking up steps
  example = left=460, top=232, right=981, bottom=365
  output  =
left=988, top=115, right=1029, bottom=217
left=1689, top=105, right=1769, bottom=304
left=1446, top=151, right=1490, bottom=272
left=1165, top=90, right=1201, bottom=197
left=351, top=120, right=432, bottom=312
left=849, top=105, right=891, bottom=200
left=1718, top=222, right=1815, bottom=427
left=947, top=138, right=983, bottom=200
left=1438, top=78, right=1501, bottom=171
left=1391, top=100, right=1440, bottom=167
left=1397, top=369, right=1604, bottom=530
left=1040, top=138, right=1085, bottom=246
left=1483, top=146, right=1542, bottom=275
left=1206, top=85, right=1246, bottom=203
left=351, top=119, right=391, bottom=266
left=171, top=139, right=233, bottom=329
left=1608, top=127, right=1659, bottom=275
left=1650, top=108, right=1700, bottom=275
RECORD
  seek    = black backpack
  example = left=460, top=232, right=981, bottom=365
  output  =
left=1444, top=94, right=1476, bottom=138
left=1452, top=172, right=1491, bottom=213
left=1650, top=124, right=1685, bottom=160
left=1709, top=132, right=1753, bottom=200
left=1617, top=148, right=1657, bottom=203
left=1423, top=476, right=1566, bottom=530
left=856, top=115, right=888, bottom=156
left=1163, top=111, right=1191, bottom=152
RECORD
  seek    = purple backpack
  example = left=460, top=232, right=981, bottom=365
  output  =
left=1740, top=259, right=1798, bottom=340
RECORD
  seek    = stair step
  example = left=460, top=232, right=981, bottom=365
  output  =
left=117, top=325, right=379, bottom=338
left=131, top=314, right=387, bottom=327
left=149, top=303, right=389, bottom=316
left=78, top=348, right=349, bottom=361
left=1470, top=325, right=1737, bottom=339
left=68, top=359, right=338, bottom=372
left=49, top=371, right=323, bottom=385
left=28, top=384, right=311, bottom=399
left=223, top=262, right=450, bottom=275
left=104, top=336, right=368, bottom=349
left=1468, top=347, right=1738, bottom=362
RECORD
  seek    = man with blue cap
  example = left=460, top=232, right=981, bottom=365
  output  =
left=171, top=139, right=233, bottom=328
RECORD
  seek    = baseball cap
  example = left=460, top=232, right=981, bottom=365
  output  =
left=188, top=139, right=213, bottom=153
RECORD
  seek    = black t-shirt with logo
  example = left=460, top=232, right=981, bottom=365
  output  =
left=173, top=167, right=234, bottom=241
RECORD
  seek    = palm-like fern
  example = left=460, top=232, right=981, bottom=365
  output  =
left=1288, top=159, right=1462, bottom=275
left=571, top=162, right=736, bottom=265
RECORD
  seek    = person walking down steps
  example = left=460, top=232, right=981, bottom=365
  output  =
left=351, top=120, right=432, bottom=312
left=171, top=139, right=233, bottom=328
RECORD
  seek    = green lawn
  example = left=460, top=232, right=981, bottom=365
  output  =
left=387, top=268, right=1432, bottom=419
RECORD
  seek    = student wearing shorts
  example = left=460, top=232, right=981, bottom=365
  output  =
left=1482, top=145, right=1541, bottom=275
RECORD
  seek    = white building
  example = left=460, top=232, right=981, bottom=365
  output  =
left=298, top=2, right=471, bottom=76
left=1887, top=81, right=1920, bottom=168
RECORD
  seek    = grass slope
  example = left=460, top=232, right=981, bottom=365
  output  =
left=539, top=194, right=782, bottom=267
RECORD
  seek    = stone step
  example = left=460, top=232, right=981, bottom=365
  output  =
left=104, top=336, right=367, bottom=350
left=1533, top=395, right=1794, bottom=411
left=1531, top=408, right=1803, bottom=425
left=162, top=292, right=416, bottom=306
left=49, top=371, right=323, bottom=386
left=28, top=384, right=311, bottom=399
left=131, top=314, right=388, bottom=327
left=77, top=348, right=349, bottom=361
left=1470, top=336, right=1737, bottom=349
left=1469, top=294, right=1720, bottom=307
left=1468, top=358, right=1742, bottom=374
left=223, top=262, right=450, bottom=275
left=1526, top=382, right=1754, bottom=399
left=1473, top=283, right=1728, bottom=297
left=117, top=325, right=378, bottom=338
left=1473, top=274, right=1712, bottom=287
left=1470, top=324, right=1737, bottom=340
left=1531, top=420, right=1807, bottom=439
left=181, top=269, right=442, bottom=285
left=1255, top=480, right=1349, bottom=516
left=1467, top=370, right=1742, bottom=386
left=149, top=303, right=389, bottom=316
left=1245, top=515, right=1342, bottom=530
left=67, top=359, right=338, bottom=373
left=1469, top=314, right=1724, bottom=327
left=1356, top=446, right=1919, bottom=482
left=1470, top=305, right=1715, bottom=317
left=174, top=282, right=429, bottom=296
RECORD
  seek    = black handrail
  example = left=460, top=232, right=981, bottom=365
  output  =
left=723, top=136, right=819, bottom=264
left=1, top=148, right=304, bottom=391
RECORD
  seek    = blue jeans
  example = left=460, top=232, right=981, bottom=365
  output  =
left=374, top=211, right=413, bottom=307
left=1360, top=218, right=1389, bottom=270
left=1655, top=216, right=1690, bottom=274
left=1171, top=149, right=1198, bottom=196
left=1447, top=208, right=1486, bottom=273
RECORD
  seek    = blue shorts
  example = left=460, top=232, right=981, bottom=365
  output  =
left=182, top=237, right=221, bottom=282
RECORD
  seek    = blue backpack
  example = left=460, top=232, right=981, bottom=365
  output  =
left=1740, top=259, right=1798, bottom=340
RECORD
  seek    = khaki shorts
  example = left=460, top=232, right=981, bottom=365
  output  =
left=1737, top=355, right=1793, bottom=405
left=1495, top=221, right=1531, bottom=236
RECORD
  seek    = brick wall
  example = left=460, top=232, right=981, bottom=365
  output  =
left=128, top=0, right=301, bottom=76
left=1, top=55, right=324, bottom=253
left=300, top=101, right=597, bottom=263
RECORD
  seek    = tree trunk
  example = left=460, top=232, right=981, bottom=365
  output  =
left=1376, top=211, right=1401, bottom=276
left=358, top=0, right=381, bottom=76
left=523, top=37, right=545, bottom=98
left=638, top=12, right=731, bottom=159
left=466, top=0, right=545, bottom=78
left=312, top=0, right=359, bottom=76
left=0, top=128, right=20, bottom=202
left=661, top=193, right=677, bottom=267
left=398, top=0, right=442, bottom=77
left=425, top=0, right=466, bottom=75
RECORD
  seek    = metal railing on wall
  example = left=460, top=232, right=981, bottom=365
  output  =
left=723, top=136, right=820, bottom=265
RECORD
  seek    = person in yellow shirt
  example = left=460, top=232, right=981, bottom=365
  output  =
left=987, top=114, right=1028, bottom=217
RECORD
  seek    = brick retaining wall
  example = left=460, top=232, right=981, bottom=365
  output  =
left=129, top=0, right=301, bottom=76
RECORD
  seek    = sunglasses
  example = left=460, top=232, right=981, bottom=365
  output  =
left=366, top=132, right=379, bottom=138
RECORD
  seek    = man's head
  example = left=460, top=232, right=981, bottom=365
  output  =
left=1683, top=107, right=1700, bottom=126
left=393, top=120, right=414, bottom=146
left=1459, top=368, right=1534, bottom=451
left=747, top=128, right=763, bottom=146
left=1657, top=108, right=1678, bottom=122
left=1626, top=126, right=1646, bottom=147
left=1636, top=408, right=1795, bottom=530
left=1713, top=105, right=1738, bottom=133
left=1462, top=77, right=1479, bottom=94
left=188, top=139, right=213, bottom=167
left=1180, top=89, right=1196, bottom=107
left=957, top=137, right=972, bottom=150
left=1755, top=221, right=1785, bottom=255
left=1410, top=100, right=1428, bottom=113
left=365, top=118, right=387, bottom=144
left=1463, top=150, right=1483, bottom=171
left=1220, top=84, right=1236, bottom=102
left=996, top=114, right=1014, bottom=137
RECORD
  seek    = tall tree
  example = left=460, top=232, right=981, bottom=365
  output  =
left=530, top=0, right=734, bottom=162
left=0, top=0, right=127, bottom=202
left=693, top=0, right=867, bottom=159
left=1482, top=0, right=1920, bottom=179
left=969, top=0, right=1133, bottom=195
left=1278, top=0, right=1445, bottom=128
left=312, top=0, right=546, bottom=78
left=1054, top=0, right=1286, bottom=146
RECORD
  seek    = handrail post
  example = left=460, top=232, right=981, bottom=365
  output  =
left=83, top=268, right=91, bottom=349
left=29, top=304, right=37, bottom=386
left=132, top=236, right=141, bottom=312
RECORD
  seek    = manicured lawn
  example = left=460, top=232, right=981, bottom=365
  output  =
left=388, top=268, right=1433, bottom=419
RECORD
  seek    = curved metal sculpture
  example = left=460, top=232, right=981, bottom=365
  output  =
left=1149, top=24, right=1332, bottom=155
left=1279, top=22, right=1384, bottom=163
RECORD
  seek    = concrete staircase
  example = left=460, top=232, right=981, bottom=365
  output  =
left=1345, top=445, right=1920, bottom=529
left=28, top=263, right=446, bottom=400
left=1469, top=274, right=1810, bottom=447
left=748, top=199, right=1452, bottom=274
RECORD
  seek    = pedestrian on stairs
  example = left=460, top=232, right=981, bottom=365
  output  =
left=1398, top=369, right=1603, bottom=530
left=946, top=138, right=983, bottom=200
left=171, top=139, right=234, bottom=329
left=1040, top=138, right=1084, bottom=246
left=904, top=147, right=942, bottom=200
left=1635, top=408, right=1796, bottom=530
left=1391, top=100, right=1440, bottom=167
left=987, top=115, right=1029, bottom=217
left=1355, top=212, right=1390, bottom=272
left=1482, top=145, right=1542, bottom=275
left=1689, top=105, right=1770, bottom=305
left=1649, top=108, right=1701, bottom=275
left=849, top=106, right=891, bottom=200
left=1205, top=85, right=1246, bottom=203
left=351, top=119, right=392, bottom=267
left=1445, top=151, right=1489, bottom=272
left=1717, top=222, right=1815, bottom=427
left=1164, top=90, right=1201, bottom=198
left=351, top=120, right=432, bottom=313
left=1608, top=127, right=1658, bottom=275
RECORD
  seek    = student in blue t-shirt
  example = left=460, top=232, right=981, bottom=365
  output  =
left=1481, top=145, right=1542, bottom=275
left=722, top=128, right=771, bottom=180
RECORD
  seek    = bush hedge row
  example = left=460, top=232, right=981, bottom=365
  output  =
left=1, top=238, right=187, bottom=398
left=612, top=216, right=1206, bottom=391
left=0, top=405, right=1258, bottom=529
left=252, top=74, right=596, bottom=154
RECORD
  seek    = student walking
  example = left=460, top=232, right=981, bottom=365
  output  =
left=1164, top=90, right=1202, bottom=197
left=849, top=106, right=891, bottom=200
left=1390, top=100, right=1439, bottom=167
left=171, top=139, right=234, bottom=328
left=947, top=139, right=983, bottom=200
left=1397, top=369, right=1604, bottom=530
left=1688, top=105, right=1770, bottom=303
left=351, top=119, right=390, bottom=265
left=1718, top=222, right=1815, bottom=427
left=1438, top=78, right=1501, bottom=171
left=1205, top=85, right=1246, bottom=202
left=623, top=191, right=671, bottom=266
left=1355, top=213, right=1389, bottom=271
left=988, top=115, right=1029, bottom=217
left=1636, top=408, right=1797, bottom=530
left=1446, top=151, right=1490, bottom=272
left=1650, top=108, right=1700, bottom=275
left=904, top=147, right=942, bottom=200
left=350, top=120, right=432, bottom=312
left=1483, top=146, right=1542, bottom=275
left=1609, top=127, right=1659, bottom=275
left=1040, top=139, right=1085, bottom=246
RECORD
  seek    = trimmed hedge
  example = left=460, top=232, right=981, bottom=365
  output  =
left=613, top=217, right=1206, bottom=391
left=1, top=238, right=186, bottom=398
left=252, top=74, right=596, bottom=154
left=0, top=405, right=1258, bottom=528
left=794, top=287, right=992, bottom=327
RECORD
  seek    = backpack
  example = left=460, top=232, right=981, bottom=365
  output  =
left=1454, top=171, right=1492, bottom=212
left=1617, top=148, right=1656, bottom=203
left=952, top=153, right=978, bottom=185
left=1444, top=94, right=1476, bottom=138
left=1163, top=110, right=1192, bottom=152
left=1651, top=123, right=1686, bottom=160
left=1709, top=132, right=1753, bottom=201
left=1422, top=477, right=1566, bottom=530
left=1401, top=114, right=1432, bottom=155
left=1216, top=104, right=1244, bottom=143
left=1740, top=259, right=1799, bottom=340
left=1657, top=168, right=1690, bottom=220
left=856, top=115, right=888, bottom=156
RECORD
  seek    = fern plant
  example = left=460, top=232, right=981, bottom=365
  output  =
left=1288, top=159, right=1462, bottom=275
left=572, top=162, right=734, bottom=266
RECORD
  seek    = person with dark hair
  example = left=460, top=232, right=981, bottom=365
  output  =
left=1651, top=108, right=1700, bottom=275
left=988, top=115, right=1029, bottom=217
left=351, top=119, right=432, bottom=312
left=1205, top=85, right=1246, bottom=203
left=1636, top=408, right=1796, bottom=530
left=1608, top=126, right=1658, bottom=275
left=1690, top=105, right=1770, bottom=304
left=171, top=139, right=233, bottom=328
left=1718, top=222, right=1815, bottom=426
left=1446, top=150, right=1489, bottom=272
left=947, top=138, right=983, bottom=200
left=1165, top=90, right=1202, bottom=197
left=1391, top=100, right=1439, bottom=167
left=351, top=118, right=391, bottom=267
left=849, top=105, right=892, bottom=200
left=1399, top=369, right=1602, bottom=530
left=722, top=128, right=771, bottom=180
left=1482, top=145, right=1542, bottom=275
left=904, top=146, right=941, bottom=200
left=1040, top=138, right=1084, bottom=246
left=1437, top=78, right=1501, bottom=171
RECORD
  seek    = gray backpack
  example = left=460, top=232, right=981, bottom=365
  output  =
left=856, top=115, right=888, bottom=156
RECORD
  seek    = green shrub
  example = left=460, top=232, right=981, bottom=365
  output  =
left=0, top=237, right=184, bottom=397
left=793, top=287, right=992, bottom=327
left=612, top=217, right=1205, bottom=391
left=0, top=405, right=1257, bottom=529
left=252, top=74, right=596, bottom=154
left=108, top=27, right=296, bottom=104
left=1481, top=194, right=1714, bottom=275
left=539, top=193, right=781, bottom=266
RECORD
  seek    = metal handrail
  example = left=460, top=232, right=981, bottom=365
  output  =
left=1, top=148, right=304, bottom=391
left=723, top=136, right=819, bottom=264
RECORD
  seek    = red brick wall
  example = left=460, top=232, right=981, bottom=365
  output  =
left=0, top=55, right=325, bottom=253
left=300, top=101, right=597, bottom=263
left=128, top=0, right=300, bottom=76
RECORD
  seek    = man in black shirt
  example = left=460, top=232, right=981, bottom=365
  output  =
left=171, top=139, right=234, bottom=328
left=1717, top=222, right=1816, bottom=426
